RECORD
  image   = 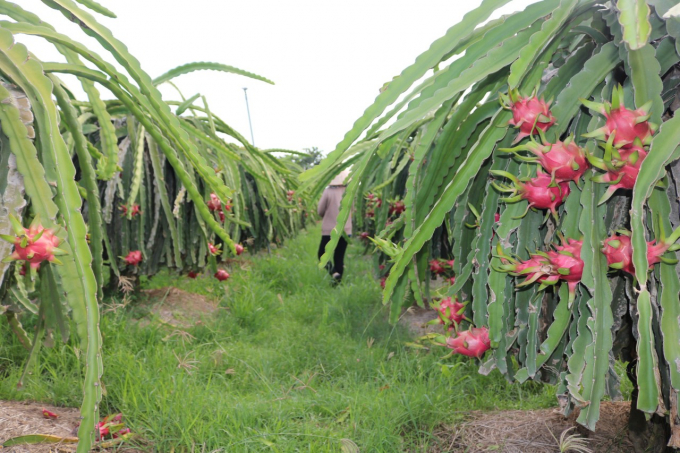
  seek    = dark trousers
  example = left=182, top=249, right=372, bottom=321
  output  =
left=318, top=235, right=348, bottom=277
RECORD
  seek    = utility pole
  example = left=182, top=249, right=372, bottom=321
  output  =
left=242, top=87, right=255, bottom=146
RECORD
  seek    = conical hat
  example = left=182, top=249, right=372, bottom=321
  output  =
left=329, top=169, right=350, bottom=186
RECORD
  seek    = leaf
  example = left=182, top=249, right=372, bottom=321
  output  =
left=153, top=61, right=274, bottom=86
left=2, top=434, right=79, bottom=446
left=617, top=0, right=652, bottom=49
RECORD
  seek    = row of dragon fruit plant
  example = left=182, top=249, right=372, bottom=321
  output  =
left=0, top=1, right=310, bottom=451
left=305, top=0, right=680, bottom=443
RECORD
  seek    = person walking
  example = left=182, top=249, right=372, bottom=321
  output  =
left=317, top=169, right=352, bottom=284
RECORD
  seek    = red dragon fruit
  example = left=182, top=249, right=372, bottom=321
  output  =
left=119, top=204, right=142, bottom=217
left=500, top=90, right=556, bottom=142
left=42, top=408, right=58, bottom=419
left=187, top=271, right=198, bottom=279
left=207, top=193, right=221, bottom=211
left=215, top=269, right=230, bottom=281
left=433, top=296, right=466, bottom=326
left=235, top=244, right=245, bottom=256
left=491, top=170, right=570, bottom=217
left=602, top=232, right=680, bottom=275
left=208, top=243, right=221, bottom=256
left=494, top=212, right=501, bottom=222
left=446, top=259, right=455, bottom=269
left=287, top=190, right=295, bottom=202
left=389, top=200, right=405, bottom=216
left=447, top=276, right=456, bottom=285
left=446, top=327, right=491, bottom=358
left=547, top=238, right=583, bottom=301
left=122, top=250, right=142, bottom=266
left=1, top=215, right=66, bottom=270
left=429, top=259, right=447, bottom=275
left=589, top=141, right=648, bottom=204
left=360, top=232, right=370, bottom=241
left=380, top=276, right=387, bottom=289
left=500, top=135, right=588, bottom=183
left=582, top=85, right=657, bottom=147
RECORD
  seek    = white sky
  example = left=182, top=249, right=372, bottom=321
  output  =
left=14, top=0, right=539, bottom=154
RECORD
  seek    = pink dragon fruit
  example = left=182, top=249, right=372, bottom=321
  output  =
left=447, top=276, right=456, bottom=285
left=491, top=170, right=570, bottom=217
left=208, top=243, right=221, bottom=256
left=215, top=269, right=230, bottom=281
left=42, top=408, right=58, bottom=419
left=360, top=232, right=370, bottom=241
left=122, top=251, right=142, bottom=266
left=446, top=327, right=491, bottom=358
left=602, top=232, right=680, bottom=275
left=287, top=190, right=295, bottom=202
left=589, top=142, right=648, bottom=204
left=187, top=271, right=198, bottom=279
left=207, top=193, right=221, bottom=212
left=429, top=259, right=447, bottom=275
left=500, top=136, right=588, bottom=183
left=433, top=296, right=466, bottom=326
left=501, top=90, right=556, bottom=142
left=380, top=276, right=387, bottom=289
left=494, top=213, right=501, bottom=222
left=389, top=200, right=405, bottom=216
left=582, top=85, right=657, bottom=147
left=1, top=215, right=66, bottom=270
left=547, top=238, right=583, bottom=300
left=235, top=244, right=245, bottom=256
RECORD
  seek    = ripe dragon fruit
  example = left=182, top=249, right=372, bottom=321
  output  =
left=119, top=204, right=142, bottom=217
left=433, top=296, right=466, bottom=326
left=602, top=232, right=680, bottom=275
left=287, top=190, right=295, bottom=202
left=429, top=259, right=447, bottom=275
left=589, top=140, right=648, bottom=204
left=235, top=244, right=245, bottom=255
left=500, top=89, right=556, bottom=142
left=447, top=276, right=456, bottom=285
left=582, top=85, right=657, bottom=147
left=215, top=269, right=230, bottom=281
left=42, top=408, right=58, bottom=419
left=122, top=250, right=142, bottom=266
left=389, top=200, right=405, bottom=216
left=491, top=170, right=570, bottom=218
left=207, top=193, right=221, bottom=211
left=446, top=327, right=491, bottom=358
left=208, top=243, right=221, bottom=256
left=380, top=276, right=387, bottom=289
left=1, top=215, right=66, bottom=270
left=500, top=135, right=588, bottom=183
left=360, top=232, right=370, bottom=241
left=187, top=271, right=199, bottom=279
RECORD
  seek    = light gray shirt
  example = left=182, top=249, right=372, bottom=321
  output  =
left=317, top=186, right=352, bottom=236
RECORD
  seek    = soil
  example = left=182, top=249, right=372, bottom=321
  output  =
left=398, top=304, right=442, bottom=337
left=430, top=401, right=633, bottom=453
left=134, top=287, right=219, bottom=328
left=0, top=400, right=141, bottom=452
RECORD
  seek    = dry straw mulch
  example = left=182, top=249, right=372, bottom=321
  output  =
left=0, top=401, right=142, bottom=453
left=431, top=401, right=633, bottom=453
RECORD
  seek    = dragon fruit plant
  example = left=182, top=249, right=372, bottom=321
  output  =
left=310, top=0, right=680, bottom=442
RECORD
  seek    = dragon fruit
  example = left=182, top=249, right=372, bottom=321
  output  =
left=119, top=204, right=142, bottom=217
left=122, top=251, right=142, bottom=266
left=208, top=243, right=221, bottom=256
left=446, top=327, right=491, bottom=358
left=547, top=238, right=583, bottom=300
left=582, top=85, right=657, bottom=147
left=433, top=296, right=466, bottom=326
left=360, top=232, right=370, bottom=241
left=602, top=232, right=680, bottom=275
left=500, top=135, right=588, bottom=183
left=187, top=271, right=198, bottom=279
left=389, top=200, right=405, bottom=216
left=429, top=259, right=447, bottom=275
left=207, top=193, right=221, bottom=211
left=215, top=269, right=230, bottom=281
left=491, top=170, right=570, bottom=217
left=235, top=244, right=245, bottom=256
left=1, top=215, right=66, bottom=270
left=500, top=90, right=556, bottom=142
left=447, top=276, right=456, bottom=285
left=380, top=276, right=387, bottom=289
left=589, top=141, right=648, bottom=204
left=287, top=190, right=295, bottom=202
left=42, top=408, right=58, bottom=419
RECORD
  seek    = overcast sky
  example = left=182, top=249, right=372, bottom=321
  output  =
left=15, top=0, right=539, bottom=154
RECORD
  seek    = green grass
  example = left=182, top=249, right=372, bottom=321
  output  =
left=1, top=226, right=561, bottom=452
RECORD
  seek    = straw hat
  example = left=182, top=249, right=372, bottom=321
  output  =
left=329, top=169, right=351, bottom=186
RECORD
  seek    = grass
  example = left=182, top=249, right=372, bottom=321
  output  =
left=0, top=226, right=563, bottom=452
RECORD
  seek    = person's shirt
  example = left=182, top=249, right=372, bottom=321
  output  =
left=317, top=186, right=352, bottom=236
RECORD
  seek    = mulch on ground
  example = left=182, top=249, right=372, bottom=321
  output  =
left=133, top=287, right=220, bottom=328
left=431, top=401, right=633, bottom=453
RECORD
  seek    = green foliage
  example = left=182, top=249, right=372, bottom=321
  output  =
left=0, top=228, right=559, bottom=451
left=0, top=2, right=310, bottom=450
left=312, top=0, right=680, bottom=437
